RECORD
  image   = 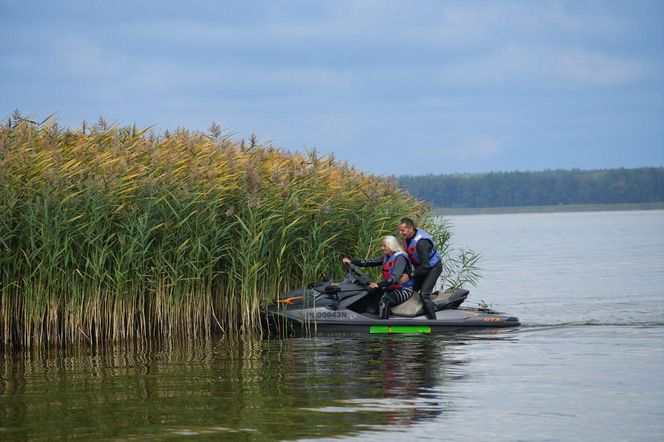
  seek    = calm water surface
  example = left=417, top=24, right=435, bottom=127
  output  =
left=1, top=210, right=663, bottom=441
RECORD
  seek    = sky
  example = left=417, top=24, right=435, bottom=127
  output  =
left=1, top=0, right=663, bottom=175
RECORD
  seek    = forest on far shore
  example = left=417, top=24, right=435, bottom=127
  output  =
left=397, top=167, right=664, bottom=208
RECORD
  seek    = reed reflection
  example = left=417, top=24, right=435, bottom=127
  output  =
left=0, top=334, right=486, bottom=440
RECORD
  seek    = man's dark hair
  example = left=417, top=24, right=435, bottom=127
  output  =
left=399, top=217, right=416, bottom=229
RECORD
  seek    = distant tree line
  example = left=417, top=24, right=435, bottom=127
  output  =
left=397, top=167, right=664, bottom=208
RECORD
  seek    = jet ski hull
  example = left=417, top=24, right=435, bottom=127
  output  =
left=267, top=305, right=520, bottom=333
left=267, top=263, right=520, bottom=334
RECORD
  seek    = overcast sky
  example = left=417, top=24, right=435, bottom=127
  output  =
left=2, top=0, right=663, bottom=175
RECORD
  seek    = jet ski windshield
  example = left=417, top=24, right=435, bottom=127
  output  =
left=300, top=264, right=372, bottom=310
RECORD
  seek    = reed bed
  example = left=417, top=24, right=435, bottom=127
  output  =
left=0, top=115, right=472, bottom=349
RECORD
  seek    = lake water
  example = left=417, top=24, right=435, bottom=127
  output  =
left=1, top=210, right=663, bottom=441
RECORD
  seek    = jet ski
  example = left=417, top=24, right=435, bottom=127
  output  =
left=267, top=263, right=520, bottom=334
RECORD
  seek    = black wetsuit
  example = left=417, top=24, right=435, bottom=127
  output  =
left=407, top=232, right=443, bottom=319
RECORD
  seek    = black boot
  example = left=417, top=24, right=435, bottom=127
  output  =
left=420, top=293, right=437, bottom=320
left=378, top=299, right=393, bottom=320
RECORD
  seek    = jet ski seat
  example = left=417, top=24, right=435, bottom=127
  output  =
left=391, top=288, right=470, bottom=317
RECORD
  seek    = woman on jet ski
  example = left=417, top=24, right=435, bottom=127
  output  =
left=342, top=235, right=414, bottom=319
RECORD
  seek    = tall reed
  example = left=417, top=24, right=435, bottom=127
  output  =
left=0, top=114, right=474, bottom=349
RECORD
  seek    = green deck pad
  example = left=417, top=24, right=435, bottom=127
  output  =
left=370, top=325, right=432, bottom=334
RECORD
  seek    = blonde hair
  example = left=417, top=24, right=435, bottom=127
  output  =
left=382, top=235, right=404, bottom=254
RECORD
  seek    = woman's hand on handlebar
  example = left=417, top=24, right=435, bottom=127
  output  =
left=342, top=257, right=351, bottom=265
left=368, top=282, right=378, bottom=289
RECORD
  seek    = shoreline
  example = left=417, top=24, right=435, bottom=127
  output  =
left=436, top=202, right=664, bottom=216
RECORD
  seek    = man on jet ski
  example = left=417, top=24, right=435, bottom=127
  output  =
left=342, top=235, right=414, bottom=320
left=398, top=217, right=443, bottom=320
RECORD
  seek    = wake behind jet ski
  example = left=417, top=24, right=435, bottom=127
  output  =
left=267, top=262, right=520, bottom=334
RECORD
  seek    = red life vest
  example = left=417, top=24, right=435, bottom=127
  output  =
left=382, top=252, right=414, bottom=289
left=402, top=229, right=441, bottom=267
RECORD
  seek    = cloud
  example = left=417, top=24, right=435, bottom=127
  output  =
left=1, top=0, right=662, bottom=175
left=60, top=1, right=653, bottom=97
left=55, top=37, right=123, bottom=77
left=559, top=50, right=645, bottom=86
left=449, top=136, right=503, bottom=161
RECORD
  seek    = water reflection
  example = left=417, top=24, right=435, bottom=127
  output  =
left=0, top=332, right=514, bottom=440
left=287, top=335, right=451, bottom=428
